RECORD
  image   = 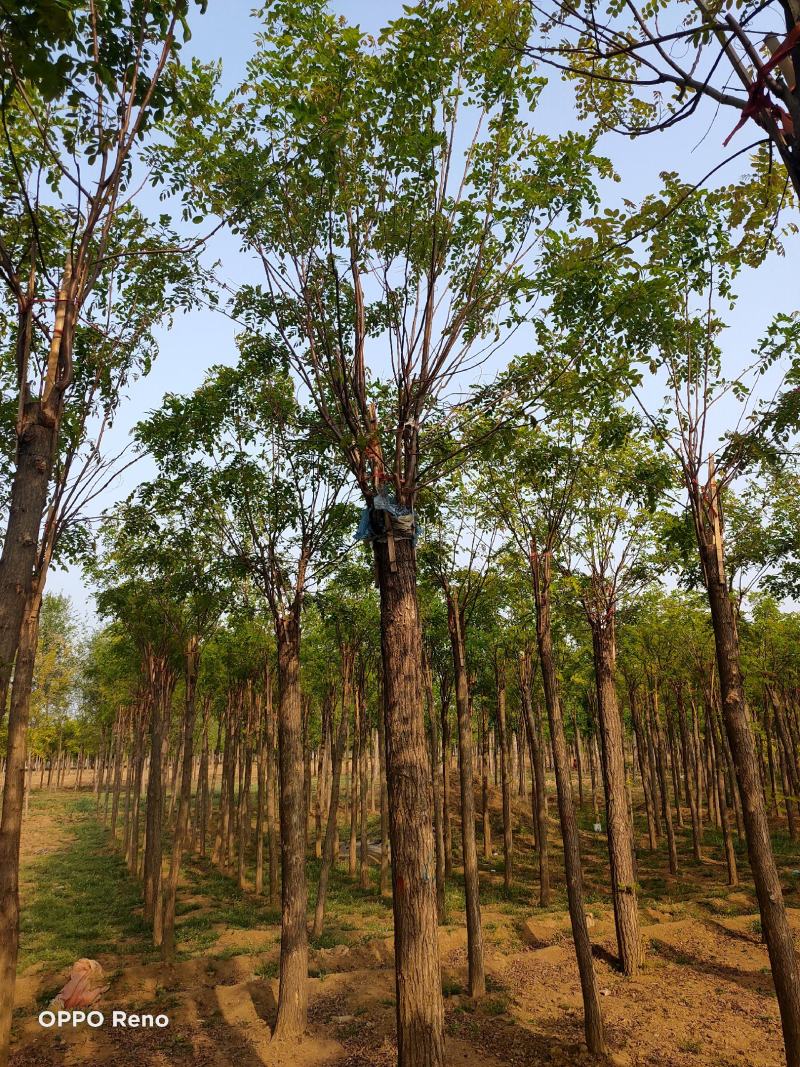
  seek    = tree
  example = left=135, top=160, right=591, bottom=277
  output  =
left=528, top=0, right=800, bottom=202
left=138, top=346, right=350, bottom=1038
left=480, top=397, right=609, bottom=1051
left=0, top=0, right=207, bottom=724
left=543, top=181, right=800, bottom=1065
left=420, top=476, right=495, bottom=998
left=155, top=5, right=611, bottom=1058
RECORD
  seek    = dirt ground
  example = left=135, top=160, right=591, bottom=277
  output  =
left=8, top=784, right=800, bottom=1067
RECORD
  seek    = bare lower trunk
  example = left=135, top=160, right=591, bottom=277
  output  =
left=377, top=687, right=391, bottom=899
left=649, top=687, right=678, bottom=877
left=375, top=534, right=444, bottom=1067
left=695, top=484, right=800, bottom=1065
left=629, top=687, right=657, bottom=851
left=312, top=654, right=351, bottom=938
left=273, top=616, right=308, bottom=1040
left=531, top=551, right=604, bottom=1055
left=143, top=654, right=172, bottom=927
left=358, top=674, right=370, bottom=892
left=349, top=693, right=360, bottom=878
left=265, top=673, right=279, bottom=906
left=255, top=696, right=267, bottom=896
left=447, top=594, right=485, bottom=998
left=676, top=687, right=703, bottom=862
left=520, top=660, right=550, bottom=908
left=590, top=611, right=641, bottom=978
left=424, top=659, right=447, bottom=923
left=161, top=638, right=200, bottom=959
left=495, top=658, right=513, bottom=894
left=0, top=592, right=42, bottom=1067
left=707, top=694, right=738, bottom=886
left=480, top=700, right=491, bottom=859
left=440, top=685, right=453, bottom=878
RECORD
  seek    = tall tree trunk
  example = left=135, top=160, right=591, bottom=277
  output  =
left=0, top=589, right=42, bottom=1067
left=143, top=653, right=171, bottom=927
left=312, top=652, right=351, bottom=938
left=590, top=608, right=641, bottom=978
left=676, top=687, right=703, bottom=862
left=424, top=658, right=447, bottom=923
left=495, top=656, right=513, bottom=894
left=110, top=711, right=125, bottom=838
left=694, top=475, right=800, bottom=1065
left=197, top=701, right=211, bottom=858
left=128, top=705, right=148, bottom=876
left=161, top=637, right=201, bottom=959
left=480, top=699, right=491, bottom=859
left=573, top=710, right=585, bottom=810
left=349, top=692, right=360, bottom=878
left=649, top=686, right=678, bottom=877
left=519, top=657, right=550, bottom=907
left=237, top=736, right=253, bottom=890
left=255, top=692, right=267, bottom=896
left=303, top=696, right=313, bottom=851
left=440, top=683, right=453, bottom=878
left=374, top=534, right=444, bottom=1067
left=629, top=687, right=657, bottom=851
left=273, top=615, right=308, bottom=1040
left=265, top=670, right=279, bottom=906
left=0, top=404, right=56, bottom=728
left=447, top=593, right=485, bottom=998
left=707, top=693, right=738, bottom=886
left=315, top=691, right=331, bottom=860
left=358, top=674, right=370, bottom=892
left=212, top=700, right=232, bottom=869
left=377, top=685, right=391, bottom=899
left=531, top=550, right=604, bottom=1054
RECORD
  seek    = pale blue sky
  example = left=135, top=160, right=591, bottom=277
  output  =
left=48, top=0, right=800, bottom=620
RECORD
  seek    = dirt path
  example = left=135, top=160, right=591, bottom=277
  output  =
left=9, top=788, right=799, bottom=1066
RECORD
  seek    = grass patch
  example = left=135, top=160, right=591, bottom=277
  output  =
left=255, top=958, right=279, bottom=979
left=483, top=994, right=511, bottom=1016
left=19, top=796, right=153, bottom=971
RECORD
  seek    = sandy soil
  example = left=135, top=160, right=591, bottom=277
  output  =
left=9, top=787, right=799, bottom=1067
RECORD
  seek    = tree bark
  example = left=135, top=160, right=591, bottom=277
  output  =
left=424, top=658, right=447, bottom=923
left=694, top=477, right=800, bottom=1065
left=495, top=656, right=513, bottom=894
left=590, top=607, right=641, bottom=977
left=439, top=681, right=453, bottom=878
left=447, top=593, right=485, bottom=997
left=0, top=402, right=56, bottom=727
left=480, top=699, right=492, bottom=860
left=273, top=615, right=308, bottom=1040
left=676, top=686, right=703, bottom=862
left=0, top=590, right=42, bottom=1066
left=374, top=533, right=444, bottom=1067
left=161, top=637, right=200, bottom=958
left=349, top=689, right=360, bottom=878
left=649, top=686, right=678, bottom=876
left=143, top=652, right=172, bottom=927
left=358, top=672, right=370, bottom=891
left=707, top=693, right=738, bottom=886
left=255, top=692, right=267, bottom=895
left=519, top=656, right=550, bottom=907
left=530, top=550, right=604, bottom=1054
left=377, top=684, right=391, bottom=899
left=629, top=687, right=657, bottom=851
left=313, top=648, right=352, bottom=938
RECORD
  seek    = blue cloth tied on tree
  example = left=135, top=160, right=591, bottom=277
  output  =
left=356, top=492, right=419, bottom=545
